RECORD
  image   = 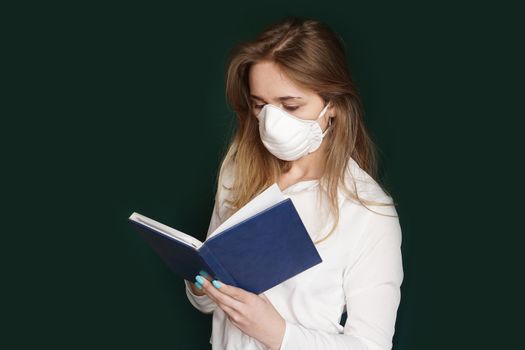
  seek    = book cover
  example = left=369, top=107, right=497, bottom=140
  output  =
left=128, top=183, right=323, bottom=294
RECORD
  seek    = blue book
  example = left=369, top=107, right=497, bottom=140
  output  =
left=128, top=183, right=322, bottom=295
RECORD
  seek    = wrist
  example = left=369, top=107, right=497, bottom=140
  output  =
left=268, top=318, right=286, bottom=350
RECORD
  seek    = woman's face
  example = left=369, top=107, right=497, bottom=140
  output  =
left=248, top=60, right=332, bottom=130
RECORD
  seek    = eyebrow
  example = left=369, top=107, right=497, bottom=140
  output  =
left=250, top=94, right=303, bottom=102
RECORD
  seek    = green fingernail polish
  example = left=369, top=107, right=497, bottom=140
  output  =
left=212, top=280, right=222, bottom=289
left=194, top=281, right=203, bottom=289
left=195, top=275, right=205, bottom=284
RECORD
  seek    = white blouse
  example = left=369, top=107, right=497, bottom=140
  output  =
left=184, top=157, right=404, bottom=350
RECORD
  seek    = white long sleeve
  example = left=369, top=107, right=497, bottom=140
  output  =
left=183, top=157, right=404, bottom=350
left=278, top=210, right=404, bottom=350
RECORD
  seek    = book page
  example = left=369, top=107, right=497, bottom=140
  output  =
left=207, top=183, right=286, bottom=240
left=128, top=212, right=204, bottom=249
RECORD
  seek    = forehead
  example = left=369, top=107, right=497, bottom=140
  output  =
left=248, top=61, right=309, bottom=100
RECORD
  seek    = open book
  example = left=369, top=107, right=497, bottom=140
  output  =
left=128, top=183, right=322, bottom=294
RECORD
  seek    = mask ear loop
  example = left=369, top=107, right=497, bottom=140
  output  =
left=320, top=101, right=333, bottom=136
left=321, top=117, right=333, bottom=137
left=318, top=101, right=330, bottom=119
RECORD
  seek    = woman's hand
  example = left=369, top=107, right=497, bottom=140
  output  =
left=194, top=274, right=286, bottom=350
left=189, top=279, right=206, bottom=296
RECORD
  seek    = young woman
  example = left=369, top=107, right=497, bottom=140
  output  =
left=184, top=16, right=404, bottom=350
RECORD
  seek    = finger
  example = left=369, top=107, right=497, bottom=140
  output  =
left=204, top=289, right=237, bottom=320
left=194, top=277, right=228, bottom=308
left=198, top=270, right=213, bottom=281
left=200, top=287, right=219, bottom=305
left=193, top=275, right=218, bottom=302
left=203, top=285, right=242, bottom=323
left=219, top=303, right=242, bottom=325
left=196, top=276, right=245, bottom=311
left=210, top=280, right=253, bottom=304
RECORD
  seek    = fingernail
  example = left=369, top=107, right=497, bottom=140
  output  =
left=194, top=281, right=203, bottom=289
left=212, top=280, right=222, bottom=289
left=199, top=270, right=210, bottom=278
left=195, top=275, right=206, bottom=285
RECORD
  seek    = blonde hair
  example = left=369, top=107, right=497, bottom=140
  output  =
left=214, top=16, right=397, bottom=245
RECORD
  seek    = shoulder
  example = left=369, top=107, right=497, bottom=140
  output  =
left=214, top=159, right=236, bottom=220
left=340, top=157, right=401, bottom=245
left=342, top=157, right=396, bottom=214
left=217, top=159, right=236, bottom=195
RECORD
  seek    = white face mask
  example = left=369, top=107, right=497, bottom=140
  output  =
left=255, top=101, right=332, bottom=161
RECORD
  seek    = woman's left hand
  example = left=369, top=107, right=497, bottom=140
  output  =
left=195, top=275, right=286, bottom=350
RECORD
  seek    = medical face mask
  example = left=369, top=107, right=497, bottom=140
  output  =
left=255, top=101, right=332, bottom=161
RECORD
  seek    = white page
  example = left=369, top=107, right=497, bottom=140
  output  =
left=129, top=212, right=204, bottom=249
left=207, top=183, right=286, bottom=240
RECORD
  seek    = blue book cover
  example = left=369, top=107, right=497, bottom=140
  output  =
left=128, top=185, right=322, bottom=295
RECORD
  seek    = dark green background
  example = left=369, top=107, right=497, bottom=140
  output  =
left=4, top=1, right=521, bottom=349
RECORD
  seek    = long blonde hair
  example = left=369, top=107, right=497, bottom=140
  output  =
left=215, top=16, right=397, bottom=245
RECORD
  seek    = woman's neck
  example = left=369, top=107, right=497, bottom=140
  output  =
left=282, top=140, right=328, bottom=182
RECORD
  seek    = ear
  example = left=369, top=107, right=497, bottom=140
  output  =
left=327, top=103, right=336, bottom=119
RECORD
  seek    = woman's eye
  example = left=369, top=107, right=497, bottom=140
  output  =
left=253, top=104, right=299, bottom=112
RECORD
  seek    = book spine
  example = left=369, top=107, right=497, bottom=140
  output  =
left=199, top=245, right=237, bottom=287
